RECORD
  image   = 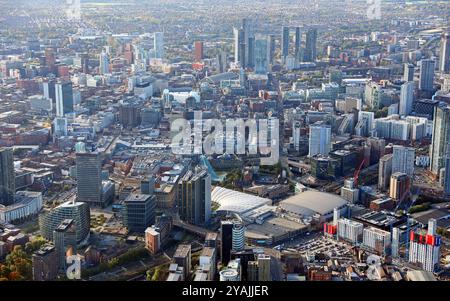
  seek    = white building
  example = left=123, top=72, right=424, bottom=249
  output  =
left=409, top=219, right=441, bottom=272
left=392, top=145, right=415, bottom=178
left=399, top=82, right=414, bottom=116
left=0, top=191, right=43, bottom=223
left=337, top=218, right=364, bottom=244
left=362, top=227, right=391, bottom=255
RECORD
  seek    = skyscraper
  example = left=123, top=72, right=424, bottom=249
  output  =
left=194, top=41, right=204, bottom=62
left=444, top=144, right=450, bottom=196
left=430, top=103, right=450, bottom=175
left=154, top=32, right=164, bottom=59
left=378, top=154, right=393, bottom=191
left=76, top=152, right=102, bottom=206
left=392, top=145, right=415, bottom=178
left=55, top=81, right=73, bottom=117
left=254, top=36, right=269, bottom=74
left=281, top=26, right=290, bottom=60
left=439, top=31, right=450, bottom=73
left=419, top=59, right=435, bottom=92
left=0, top=148, right=15, bottom=206
left=99, top=51, right=109, bottom=75
left=232, top=222, right=245, bottom=252
left=220, top=221, right=233, bottom=264
left=234, top=27, right=245, bottom=67
left=308, top=125, right=331, bottom=157
left=247, top=36, right=255, bottom=68
left=399, top=82, right=415, bottom=116
left=304, top=28, right=317, bottom=62
left=268, top=34, right=276, bottom=65
left=403, top=63, right=415, bottom=82
left=295, top=27, right=301, bottom=60
left=43, top=79, right=56, bottom=112
left=177, top=169, right=211, bottom=226
left=242, top=18, right=253, bottom=68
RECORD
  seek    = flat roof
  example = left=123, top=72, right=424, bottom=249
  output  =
left=279, top=191, right=347, bottom=216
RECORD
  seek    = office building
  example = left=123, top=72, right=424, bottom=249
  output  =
left=356, top=111, right=375, bottom=137
left=295, top=27, right=301, bottom=60
left=123, top=193, right=156, bottom=233
left=154, top=32, right=164, bottom=59
left=444, top=144, right=450, bottom=196
left=234, top=27, right=246, bottom=67
left=304, top=28, right=317, bottom=62
left=99, top=51, right=109, bottom=75
left=419, top=59, right=435, bottom=92
left=194, top=41, right=204, bottom=62
left=55, top=81, right=73, bottom=117
left=174, top=244, right=191, bottom=280
left=53, top=117, right=68, bottom=138
left=32, top=245, right=58, bottom=281
left=399, top=82, right=415, bottom=116
left=390, top=172, right=411, bottom=202
left=268, top=34, right=276, bottom=65
left=392, top=145, right=415, bottom=178
left=308, top=125, right=331, bottom=157
left=439, top=31, right=450, bottom=73
left=281, top=26, right=290, bottom=60
left=404, top=63, right=414, bottom=82
left=362, top=227, right=391, bottom=255
left=232, top=222, right=245, bottom=252
left=39, top=200, right=90, bottom=244
left=43, top=79, right=56, bottom=112
left=254, top=36, right=269, bottom=74
left=409, top=219, right=441, bottom=272
left=76, top=152, right=103, bottom=206
left=0, top=148, right=15, bottom=206
left=220, top=221, right=233, bottom=264
left=430, top=104, right=450, bottom=175
left=177, top=169, right=211, bottom=226
left=337, top=218, right=364, bottom=244
left=53, top=219, right=77, bottom=270
left=119, top=103, right=141, bottom=128
left=257, top=254, right=271, bottom=281
left=378, top=154, right=393, bottom=191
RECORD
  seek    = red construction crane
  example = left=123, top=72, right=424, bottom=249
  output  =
left=353, top=158, right=366, bottom=187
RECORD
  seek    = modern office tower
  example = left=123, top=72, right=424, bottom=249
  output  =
left=0, top=148, right=15, bottom=206
left=439, top=31, right=450, bottom=73
left=295, top=27, right=301, bottom=60
left=123, top=193, right=156, bottom=232
left=39, top=200, right=90, bottom=243
left=409, top=219, right=441, bottom=272
left=141, top=176, right=155, bottom=195
left=391, top=227, right=400, bottom=258
left=400, top=82, right=415, bottom=116
left=392, top=145, right=415, bottom=178
left=444, top=144, right=450, bottom=196
left=220, top=221, right=233, bottom=264
left=53, top=219, right=77, bottom=270
left=254, top=36, right=269, bottom=74
left=32, top=245, right=58, bottom=281
left=145, top=227, right=160, bottom=254
left=174, top=244, right=191, bottom=280
left=281, top=26, right=290, bottom=59
left=53, top=117, right=68, bottom=138
left=217, top=50, right=228, bottom=73
left=257, top=254, right=271, bottom=281
left=362, top=227, right=392, bottom=255
left=390, top=172, right=411, bottom=202
left=293, top=121, right=302, bottom=152
left=177, top=169, right=211, bottom=226
left=99, top=51, right=109, bottom=75
left=337, top=218, right=364, bottom=245
left=404, top=63, right=415, bottom=82
left=234, top=27, right=246, bottom=67
left=378, top=154, right=393, bottom=191
left=430, top=104, right=450, bottom=175
left=304, top=28, right=317, bottom=62
left=43, top=79, right=56, bottom=111
left=419, top=59, right=435, bottom=92
left=356, top=111, right=375, bottom=137
left=242, top=18, right=253, bottom=68
left=308, top=125, right=331, bottom=157
left=193, top=41, right=204, bottom=62
left=153, top=32, right=164, bottom=59
left=55, top=81, right=73, bottom=117
left=76, top=152, right=102, bottom=206
left=268, top=34, right=276, bottom=65
left=232, top=222, right=245, bottom=252
left=247, top=36, right=255, bottom=68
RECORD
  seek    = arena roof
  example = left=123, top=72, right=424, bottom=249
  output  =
left=279, top=191, right=347, bottom=217
left=212, top=187, right=272, bottom=214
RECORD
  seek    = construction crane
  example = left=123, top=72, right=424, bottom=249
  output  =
left=353, top=158, right=366, bottom=187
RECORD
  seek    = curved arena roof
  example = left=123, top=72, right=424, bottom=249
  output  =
left=279, top=191, right=347, bottom=217
left=212, top=187, right=272, bottom=214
